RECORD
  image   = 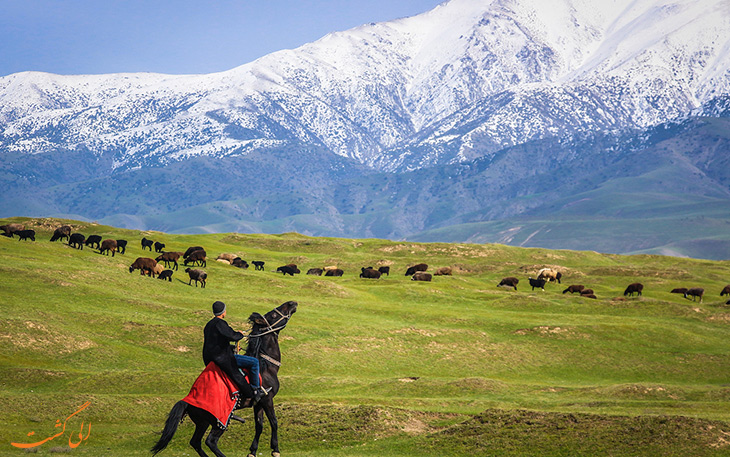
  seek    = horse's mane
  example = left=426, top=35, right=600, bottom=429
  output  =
left=245, top=312, right=276, bottom=370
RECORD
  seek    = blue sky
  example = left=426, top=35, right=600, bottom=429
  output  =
left=0, top=0, right=444, bottom=77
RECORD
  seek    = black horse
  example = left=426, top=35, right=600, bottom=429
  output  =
left=151, top=300, right=297, bottom=457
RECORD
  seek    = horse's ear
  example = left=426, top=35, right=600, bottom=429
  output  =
left=249, top=312, right=266, bottom=325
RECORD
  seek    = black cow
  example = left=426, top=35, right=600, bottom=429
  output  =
left=158, top=270, right=174, bottom=282
left=252, top=261, right=265, bottom=271
left=16, top=229, right=35, bottom=241
left=405, top=263, right=428, bottom=276
left=360, top=267, right=381, bottom=279
left=325, top=268, right=344, bottom=277
left=115, top=239, right=128, bottom=254
left=276, top=265, right=300, bottom=276
left=529, top=277, right=546, bottom=291
left=154, top=241, right=166, bottom=253
left=498, top=277, right=519, bottom=290
left=50, top=226, right=71, bottom=242
left=141, top=237, right=154, bottom=251
left=378, top=266, right=390, bottom=276
left=69, top=233, right=85, bottom=249
left=85, top=235, right=102, bottom=249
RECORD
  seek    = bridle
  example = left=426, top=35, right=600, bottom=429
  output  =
left=247, top=307, right=294, bottom=338
left=243, top=306, right=294, bottom=368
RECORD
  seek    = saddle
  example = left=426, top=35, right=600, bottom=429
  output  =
left=182, top=362, right=240, bottom=429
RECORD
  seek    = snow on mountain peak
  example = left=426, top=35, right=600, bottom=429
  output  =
left=0, top=0, right=729, bottom=171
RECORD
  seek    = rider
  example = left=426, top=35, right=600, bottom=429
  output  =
left=203, top=301, right=266, bottom=404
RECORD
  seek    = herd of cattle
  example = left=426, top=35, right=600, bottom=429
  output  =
left=1, top=222, right=727, bottom=302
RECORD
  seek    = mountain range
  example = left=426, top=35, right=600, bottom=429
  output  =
left=1, top=0, right=730, bottom=258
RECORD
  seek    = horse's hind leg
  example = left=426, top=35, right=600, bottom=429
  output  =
left=189, top=420, right=210, bottom=457
left=205, top=427, right=227, bottom=457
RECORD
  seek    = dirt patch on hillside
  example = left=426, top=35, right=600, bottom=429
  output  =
left=427, top=408, right=730, bottom=454
left=513, top=326, right=590, bottom=339
left=280, top=403, right=462, bottom=443
left=300, top=280, right=352, bottom=298
left=0, top=320, right=97, bottom=354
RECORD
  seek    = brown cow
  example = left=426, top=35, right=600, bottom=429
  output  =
left=99, top=239, right=118, bottom=256
left=411, top=272, right=432, bottom=282
left=129, top=258, right=158, bottom=277
left=433, top=267, right=452, bottom=276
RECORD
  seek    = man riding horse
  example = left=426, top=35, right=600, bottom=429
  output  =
left=203, top=301, right=268, bottom=405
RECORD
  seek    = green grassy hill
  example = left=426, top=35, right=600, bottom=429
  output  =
left=1, top=216, right=730, bottom=456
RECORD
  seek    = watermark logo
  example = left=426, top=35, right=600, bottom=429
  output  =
left=11, top=401, right=91, bottom=449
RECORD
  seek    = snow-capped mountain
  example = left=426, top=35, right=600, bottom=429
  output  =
left=1, top=0, right=728, bottom=172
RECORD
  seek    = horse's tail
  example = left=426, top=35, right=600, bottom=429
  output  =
left=151, top=400, right=187, bottom=455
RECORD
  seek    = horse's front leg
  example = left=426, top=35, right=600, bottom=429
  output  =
left=248, top=405, right=265, bottom=457
left=263, top=401, right=280, bottom=457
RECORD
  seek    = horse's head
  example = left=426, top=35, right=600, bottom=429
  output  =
left=248, top=301, right=298, bottom=335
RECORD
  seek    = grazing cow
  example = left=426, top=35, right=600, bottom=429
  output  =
left=185, top=268, right=207, bottom=288
left=1, top=223, right=25, bottom=237
left=498, top=277, right=519, bottom=290
left=154, top=241, right=166, bottom=253
left=276, top=264, right=300, bottom=276
left=115, top=239, right=128, bottom=255
left=411, top=272, right=432, bottom=282
left=671, top=288, right=688, bottom=294
left=69, top=233, right=85, bottom=250
left=183, top=250, right=207, bottom=268
left=141, top=237, right=154, bottom=251
left=129, top=257, right=158, bottom=277
left=156, top=252, right=182, bottom=270
left=252, top=261, right=265, bottom=271
left=360, top=267, right=381, bottom=279
left=231, top=257, right=249, bottom=269
left=405, top=263, right=428, bottom=276
left=50, top=225, right=72, bottom=242
left=325, top=268, right=344, bottom=277
left=562, top=285, right=585, bottom=294
left=1, top=223, right=26, bottom=238
left=580, top=289, right=595, bottom=296
left=721, top=285, right=730, bottom=297
left=152, top=264, right=165, bottom=276
left=85, top=235, right=102, bottom=249
left=433, top=267, right=453, bottom=276
left=307, top=268, right=324, bottom=276
left=16, top=229, right=35, bottom=241
left=99, top=239, right=117, bottom=256
left=684, top=288, right=704, bottom=302
left=529, top=277, right=547, bottom=291
left=183, top=246, right=204, bottom=258
left=624, top=283, right=644, bottom=297
left=537, top=268, right=562, bottom=284
left=158, top=270, right=174, bottom=282
left=216, top=253, right=238, bottom=263
left=378, top=266, right=390, bottom=276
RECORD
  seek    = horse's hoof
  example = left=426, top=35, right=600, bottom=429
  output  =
left=247, top=454, right=256, bottom=457
left=272, top=453, right=281, bottom=457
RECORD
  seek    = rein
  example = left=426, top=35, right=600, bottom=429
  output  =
left=247, top=307, right=292, bottom=338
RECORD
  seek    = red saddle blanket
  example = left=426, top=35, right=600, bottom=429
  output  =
left=182, top=362, right=240, bottom=429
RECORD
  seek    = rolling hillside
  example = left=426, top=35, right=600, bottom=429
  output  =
left=1, top=216, right=730, bottom=456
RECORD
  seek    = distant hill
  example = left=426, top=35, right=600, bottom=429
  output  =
left=1, top=0, right=729, bottom=258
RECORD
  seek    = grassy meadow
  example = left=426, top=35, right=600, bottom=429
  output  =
left=1, top=216, right=730, bottom=456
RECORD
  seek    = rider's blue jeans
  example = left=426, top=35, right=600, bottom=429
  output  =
left=234, top=354, right=261, bottom=388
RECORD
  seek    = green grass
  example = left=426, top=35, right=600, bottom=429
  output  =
left=1, top=216, right=730, bottom=456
